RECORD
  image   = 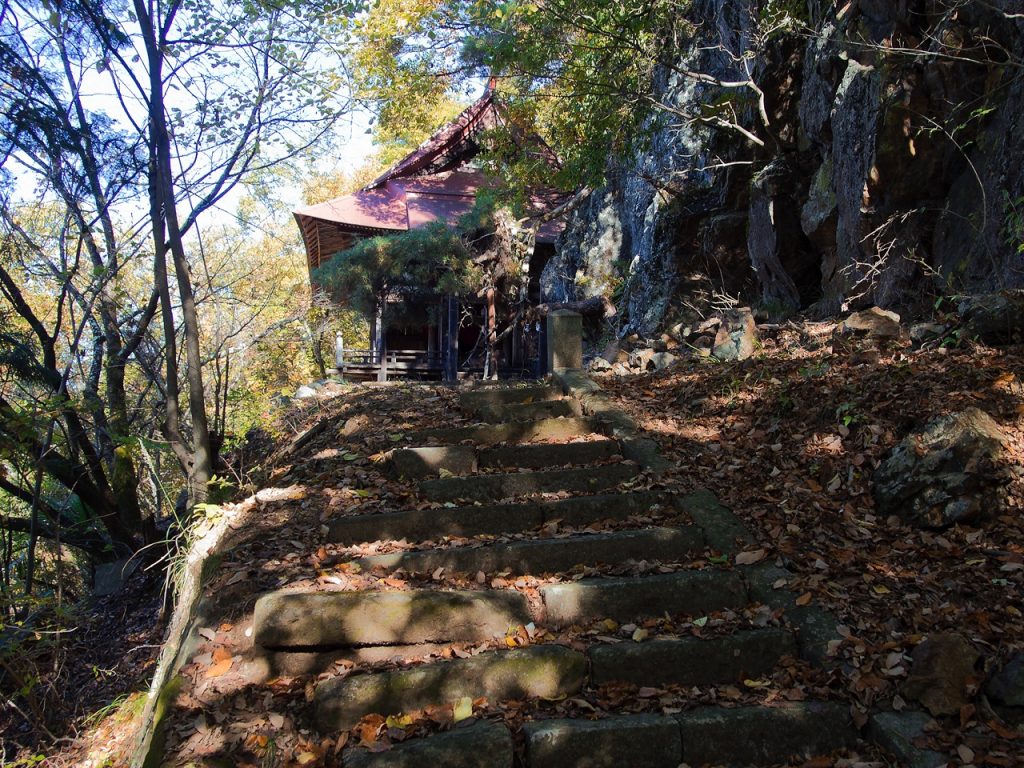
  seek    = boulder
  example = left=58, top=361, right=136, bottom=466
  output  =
left=712, top=308, right=757, bottom=361
left=986, top=652, right=1024, bottom=708
left=873, top=408, right=1010, bottom=528
left=959, top=290, right=1024, bottom=345
left=909, top=323, right=948, bottom=347
left=836, top=306, right=901, bottom=339
left=589, top=356, right=613, bottom=373
left=630, top=348, right=657, bottom=370
left=903, top=632, right=980, bottom=716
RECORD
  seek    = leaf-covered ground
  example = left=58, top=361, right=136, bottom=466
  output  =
left=598, top=331, right=1024, bottom=764
left=49, top=334, right=1024, bottom=768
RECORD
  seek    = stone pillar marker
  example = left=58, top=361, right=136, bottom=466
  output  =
left=546, top=309, right=583, bottom=371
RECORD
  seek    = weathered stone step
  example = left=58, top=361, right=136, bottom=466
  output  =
left=475, top=398, right=581, bottom=423
left=345, top=720, right=513, bottom=768
left=420, top=462, right=638, bottom=503
left=459, top=384, right=562, bottom=412
left=388, top=445, right=477, bottom=479
left=386, top=439, right=621, bottom=480
left=677, top=703, right=859, bottom=765
left=589, top=628, right=796, bottom=687
left=524, top=715, right=681, bottom=768
left=478, top=438, right=620, bottom=470
left=326, top=490, right=668, bottom=545
left=253, top=590, right=528, bottom=648
left=352, top=526, right=703, bottom=575
left=409, top=416, right=603, bottom=446
left=314, top=645, right=586, bottom=732
left=540, top=570, right=747, bottom=627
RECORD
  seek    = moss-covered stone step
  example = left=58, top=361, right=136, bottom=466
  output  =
left=478, top=438, right=620, bottom=470
left=314, top=645, right=587, bottom=732
left=326, top=491, right=668, bottom=545
left=351, top=526, right=703, bottom=575
left=344, top=720, right=513, bottom=768
left=523, top=715, right=681, bottom=768
left=677, top=703, right=859, bottom=765
left=459, top=384, right=562, bottom=413
left=588, top=628, right=796, bottom=687
left=409, top=416, right=603, bottom=446
left=253, top=590, right=529, bottom=648
left=419, top=462, right=638, bottom=503
left=540, top=570, right=747, bottom=627
left=474, top=398, right=581, bottom=423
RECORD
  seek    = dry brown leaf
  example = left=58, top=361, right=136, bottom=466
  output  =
left=206, top=657, right=232, bottom=677
left=735, top=549, right=766, bottom=566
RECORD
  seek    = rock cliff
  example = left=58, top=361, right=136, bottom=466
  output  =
left=543, top=0, right=1024, bottom=335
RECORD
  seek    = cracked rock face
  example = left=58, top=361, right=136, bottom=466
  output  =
left=873, top=408, right=1011, bottom=529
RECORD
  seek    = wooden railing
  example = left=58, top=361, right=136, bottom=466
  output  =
left=337, top=348, right=444, bottom=380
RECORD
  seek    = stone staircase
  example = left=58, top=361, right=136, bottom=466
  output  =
left=249, top=382, right=861, bottom=766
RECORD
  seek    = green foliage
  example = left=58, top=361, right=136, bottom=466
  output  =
left=353, top=0, right=691, bottom=189
left=314, top=220, right=483, bottom=326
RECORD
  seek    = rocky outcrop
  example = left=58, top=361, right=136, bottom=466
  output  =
left=873, top=408, right=1011, bottom=529
left=549, top=0, right=1024, bottom=332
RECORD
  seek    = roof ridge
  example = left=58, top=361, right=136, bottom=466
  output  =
left=364, top=89, right=496, bottom=191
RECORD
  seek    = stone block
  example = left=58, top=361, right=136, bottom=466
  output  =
left=460, top=384, right=561, bottom=412
left=547, top=310, right=583, bottom=371
left=478, top=439, right=620, bottom=470
left=868, top=711, right=946, bottom=768
left=314, top=645, right=586, bottom=732
left=678, top=703, right=859, bottom=765
left=353, top=526, right=703, bottom=576
left=540, top=570, right=747, bottom=628
left=409, top=417, right=602, bottom=446
left=253, top=590, right=529, bottom=648
left=419, top=462, right=637, bottom=503
left=523, top=715, right=681, bottom=768
left=589, top=629, right=796, bottom=686
left=389, top=446, right=477, bottom=479
left=474, top=398, right=580, bottom=423
left=344, top=721, right=513, bottom=768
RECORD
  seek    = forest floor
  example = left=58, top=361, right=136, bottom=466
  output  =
left=14, top=329, right=1024, bottom=767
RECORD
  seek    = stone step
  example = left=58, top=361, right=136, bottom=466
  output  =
left=253, top=590, right=529, bottom=648
left=351, top=526, right=704, bottom=575
left=524, top=714, right=681, bottom=768
left=459, top=384, right=562, bottom=412
left=588, top=628, right=796, bottom=687
left=385, top=440, right=621, bottom=480
left=478, top=438, right=620, bottom=470
left=677, top=703, right=859, bottom=766
left=314, top=645, right=587, bottom=732
left=345, top=720, right=513, bottom=768
left=540, top=569, right=748, bottom=628
left=419, top=462, right=638, bottom=503
left=409, top=416, right=604, bottom=446
left=474, top=398, right=581, bottom=423
left=326, top=490, right=669, bottom=545
left=388, top=445, right=477, bottom=479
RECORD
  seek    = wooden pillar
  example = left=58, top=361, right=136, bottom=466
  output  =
left=485, top=287, right=497, bottom=380
left=375, top=304, right=387, bottom=382
left=443, top=294, right=458, bottom=382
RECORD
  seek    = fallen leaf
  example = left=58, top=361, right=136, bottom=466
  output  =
left=735, top=549, right=766, bottom=566
left=206, top=657, right=232, bottom=677
left=796, top=592, right=813, bottom=606
left=453, top=696, right=473, bottom=723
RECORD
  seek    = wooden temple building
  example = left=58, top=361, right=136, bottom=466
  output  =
left=294, top=85, right=564, bottom=381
